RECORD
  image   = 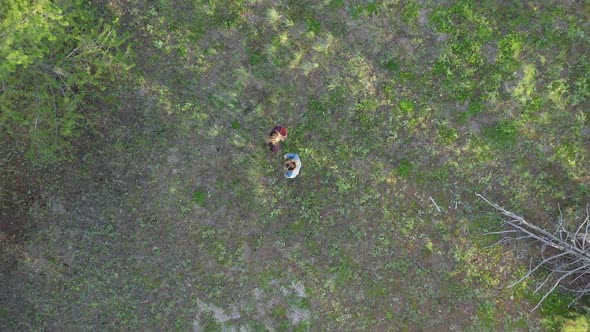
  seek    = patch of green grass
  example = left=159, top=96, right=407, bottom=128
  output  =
left=484, top=121, right=518, bottom=148
left=569, top=58, right=590, bottom=106
left=384, top=258, right=413, bottom=275
left=305, top=16, right=321, bottom=35
left=355, top=98, right=379, bottom=127
left=193, top=189, right=207, bottom=206
left=401, top=1, right=420, bottom=25
left=328, top=0, right=344, bottom=10
left=475, top=300, right=497, bottom=329
left=536, top=290, right=578, bottom=318
left=437, top=122, right=459, bottom=143
left=458, top=101, right=484, bottom=124
left=349, top=2, right=379, bottom=19
left=557, top=316, right=590, bottom=332
left=246, top=47, right=264, bottom=66
left=382, top=58, right=400, bottom=72
left=201, top=313, right=223, bottom=331
left=395, top=159, right=413, bottom=177
left=398, top=99, right=415, bottom=114
left=287, top=295, right=310, bottom=310
left=426, top=166, right=450, bottom=186
left=272, top=305, right=288, bottom=320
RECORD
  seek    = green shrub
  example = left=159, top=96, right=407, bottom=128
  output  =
left=561, top=316, right=589, bottom=332
left=0, top=0, right=132, bottom=164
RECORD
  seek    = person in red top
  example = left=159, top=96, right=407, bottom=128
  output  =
left=267, top=125, right=288, bottom=152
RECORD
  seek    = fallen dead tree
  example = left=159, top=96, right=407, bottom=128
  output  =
left=476, top=193, right=590, bottom=311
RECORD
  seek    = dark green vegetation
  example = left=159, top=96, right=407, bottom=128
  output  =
left=2, top=0, right=589, bottom=330
left=0, top=0, right=132, bottom=163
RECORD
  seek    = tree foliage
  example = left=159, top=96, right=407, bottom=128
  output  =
left=0, top=0, right=132, bottom=163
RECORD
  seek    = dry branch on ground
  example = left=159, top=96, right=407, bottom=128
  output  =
left=477, top=193, right=590, bottom=311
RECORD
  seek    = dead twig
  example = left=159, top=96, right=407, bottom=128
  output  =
left=429, top=196, right=442, bottom=212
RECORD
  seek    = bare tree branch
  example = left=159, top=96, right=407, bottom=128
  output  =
left=508, top=251, right=570, bottom=288
left=476, top=193, right=590, bottom=311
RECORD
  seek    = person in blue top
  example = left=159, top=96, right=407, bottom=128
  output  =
left=284, top=153, right=301, bottom=178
